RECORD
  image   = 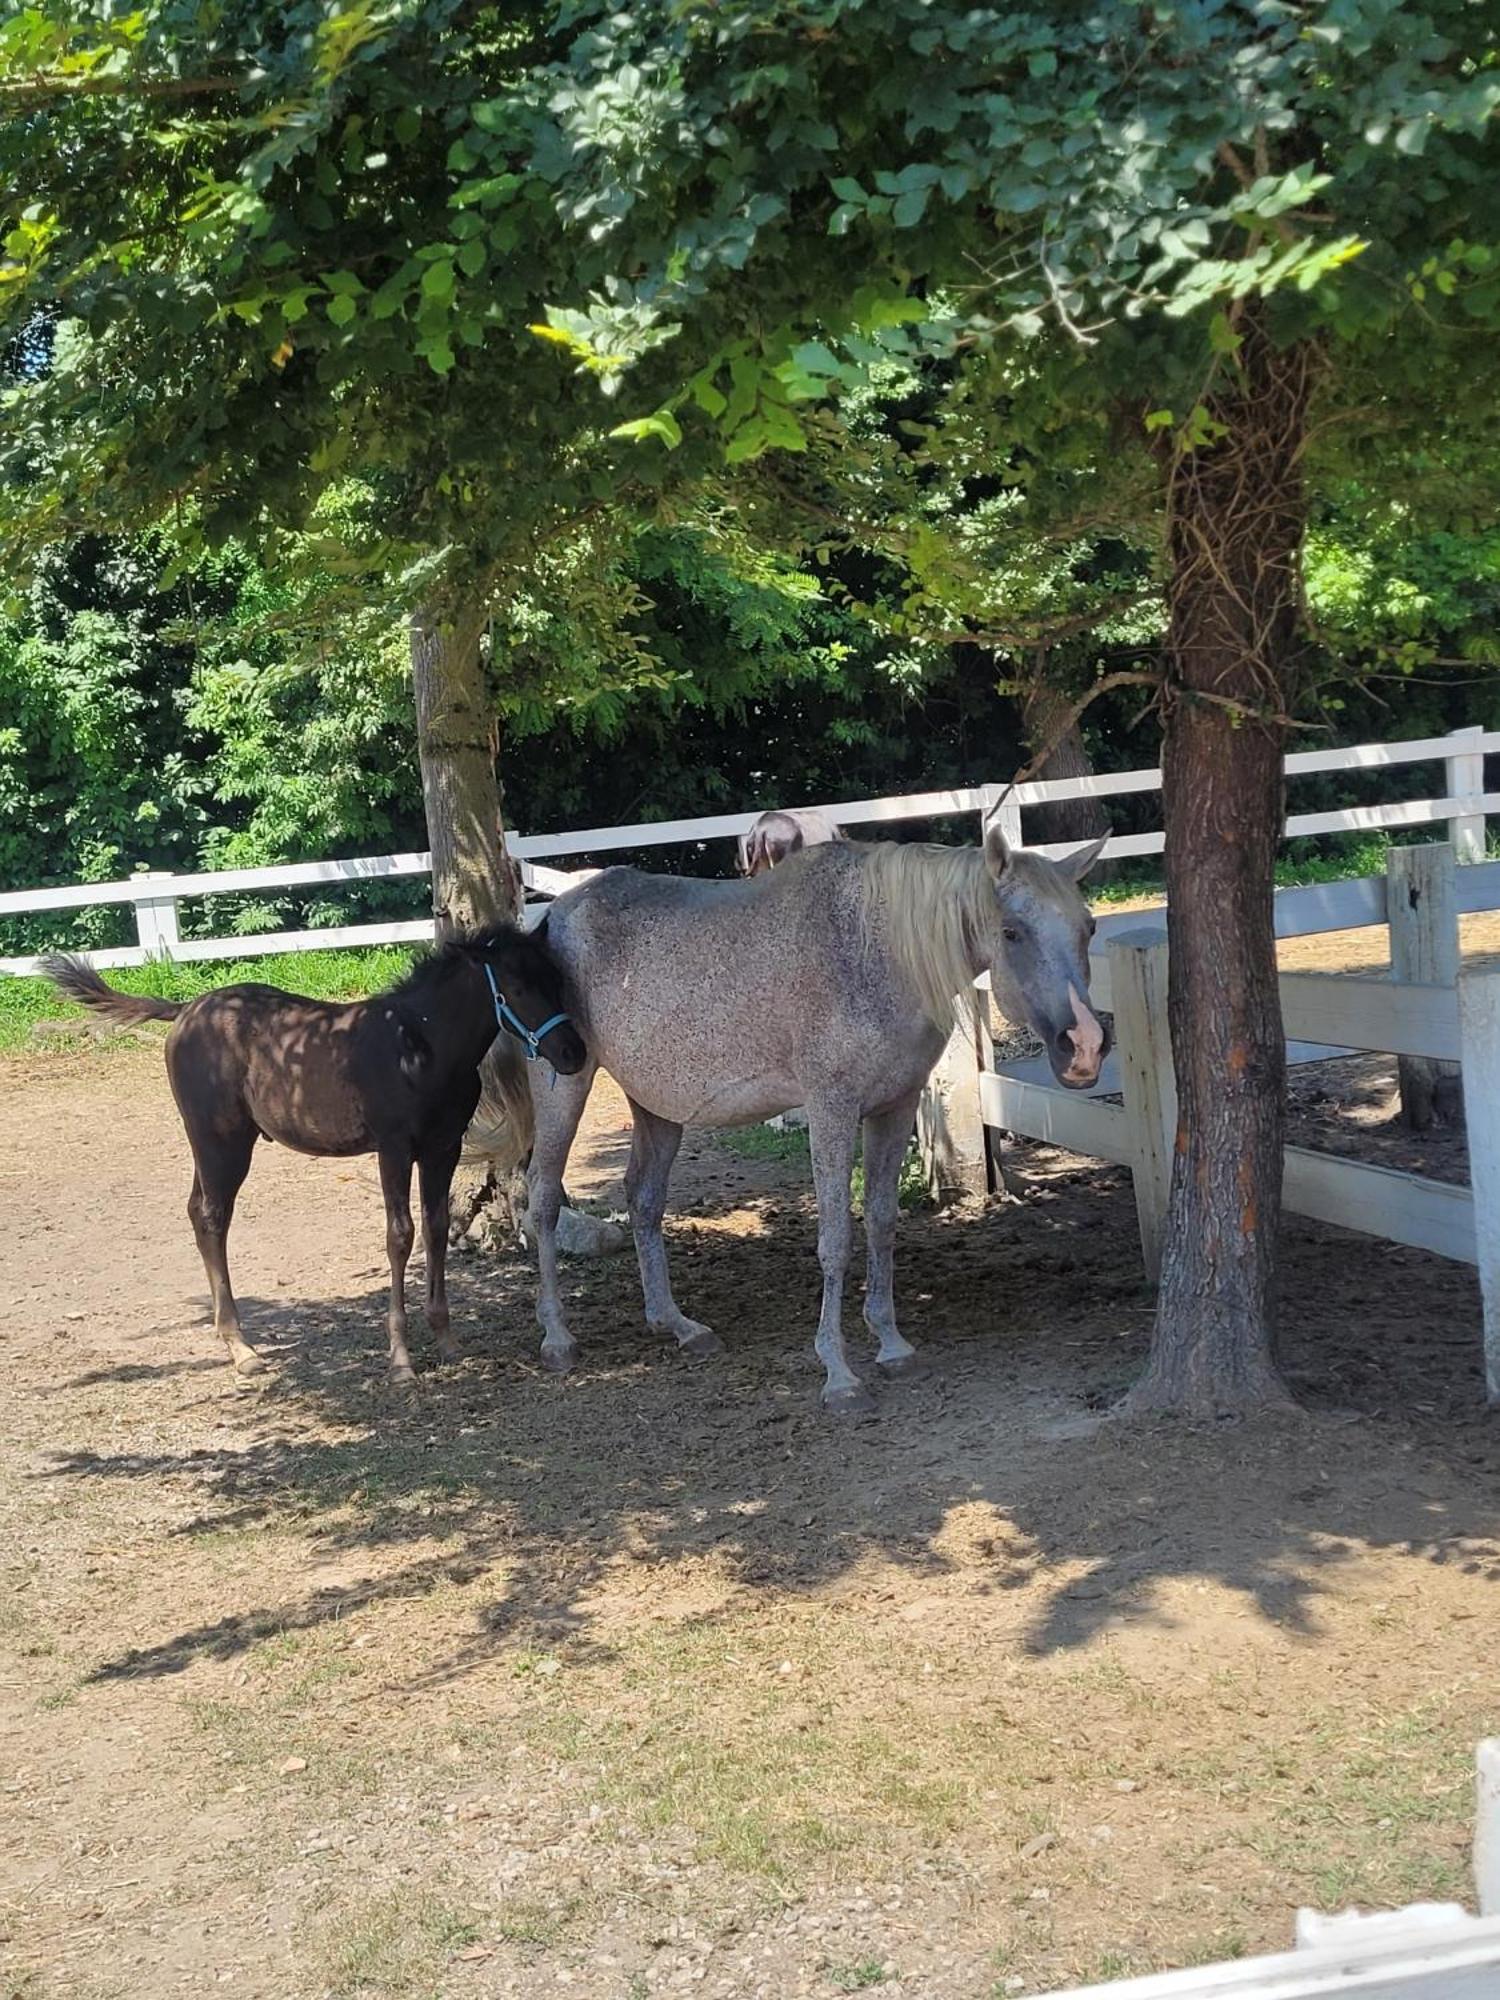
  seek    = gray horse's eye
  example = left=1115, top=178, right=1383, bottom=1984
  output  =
left=1002, top=926, right=1021, bottom=944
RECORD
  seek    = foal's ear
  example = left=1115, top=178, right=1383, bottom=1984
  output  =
left=1062, top=833, right=1110, bottom=883
left=982, top=817, right=1013, bottom=885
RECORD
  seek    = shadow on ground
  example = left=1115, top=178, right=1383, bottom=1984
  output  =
left=43, top=1148, right=1500, bottom=1693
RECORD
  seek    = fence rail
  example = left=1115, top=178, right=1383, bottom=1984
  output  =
left=983, top=840, right=1500, bottom=1403
left=1, top=726, right=1494, bottom=978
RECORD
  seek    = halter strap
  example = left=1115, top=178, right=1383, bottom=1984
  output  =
left=483, top=962, right=572, bottom=1065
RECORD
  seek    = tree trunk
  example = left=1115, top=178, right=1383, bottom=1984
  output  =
left=410, top=600, right=522, bottom=936
left=1018, top=671, right=1111, bottom=849
left=1120, top=327, right=1313, bottom=1417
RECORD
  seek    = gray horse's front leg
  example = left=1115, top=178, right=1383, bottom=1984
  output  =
left=861, top=1091, right=923, bottom=1377
left=806, top=1098, right=868, bottom=1414
left=527, top=1061, right=596, bottom=1372
left=625, top=1101, right=723, bottom=1357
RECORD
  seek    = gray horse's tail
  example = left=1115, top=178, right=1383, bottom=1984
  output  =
left=41, top=953, right=183, bottom=1025
left=462, top=1032, right=535, bottom=1174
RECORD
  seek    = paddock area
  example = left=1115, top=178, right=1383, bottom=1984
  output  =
left=3, top=1040, right=1498, bottom=2000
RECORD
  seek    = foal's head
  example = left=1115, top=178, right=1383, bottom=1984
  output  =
left=448, top=923, right=588, bottom=1074
left=982, top=823, right=1110, bottom=1090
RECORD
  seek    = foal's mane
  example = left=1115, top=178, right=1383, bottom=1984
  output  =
left=854, top=843, right=997, bottom=1034
left=384, top=921, right=532, bottom=1004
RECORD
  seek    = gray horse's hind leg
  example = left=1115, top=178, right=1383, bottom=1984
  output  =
left=527, top=1061, right=597, bottom=1372
left=625, top=1101, right=723, bottom=1357
left=806, top=1098, right=870, bottom=1414
left=861, top=1091, right=923, bottom=1377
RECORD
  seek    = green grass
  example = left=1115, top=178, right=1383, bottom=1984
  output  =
left=0, top=946, right=416, bottom=1053
left=318, top=1887, right=484, bottom=1998
left=715, top=1120, right=931, bottom=1209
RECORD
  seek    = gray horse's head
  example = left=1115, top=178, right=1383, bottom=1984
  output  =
left=983, top=822, right=1109, bottom=1090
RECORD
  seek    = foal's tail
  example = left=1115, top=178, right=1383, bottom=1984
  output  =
left=41, top=953, right=184, bottom=1025
left=461, top=1033, right=536, bottom=1175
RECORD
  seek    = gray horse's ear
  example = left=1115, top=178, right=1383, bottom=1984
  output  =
left=1063, top=834, right=1109, bottom=883
left=982, top=817, right=1013, bottom=884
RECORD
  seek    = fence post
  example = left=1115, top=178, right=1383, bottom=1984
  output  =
left=1108, top=929, right=1176, bottom=1283
left=1459, top=965, right=1500, bottom=1405
left=915, top=1001, right=993, bottom=1206
left=1387, top=841, right=1461, bottom=1130
left=1447, top=723, right=1486, bottom=864
left=1479, top=1740, right=1500, bottom=1918
left=132, top=872, right=181, bottom=959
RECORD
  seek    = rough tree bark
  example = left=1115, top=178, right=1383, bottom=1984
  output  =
left=1018, top=665, right=1111, bottom=849
left=410, top=599, right=522, bottom=934
left=1120, top=323, right=1313, bottom=1417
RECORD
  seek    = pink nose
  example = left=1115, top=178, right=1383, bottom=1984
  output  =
left=1064, top=984, right=1104, bottom=1075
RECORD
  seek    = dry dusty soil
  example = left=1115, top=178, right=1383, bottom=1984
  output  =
left=3, top=955, right=1499, bottom=2000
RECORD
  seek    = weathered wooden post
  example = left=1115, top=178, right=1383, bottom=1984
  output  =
left=1108, top=928, right=1175, bottom=1281
left=1388, top=841, right=1461, bottom=1130
left=1446, top=723, right=1487, bottom=865
left=1459, top=964, right=1500, bottom=1405
left=915, top=1001, right=993, bottom=1204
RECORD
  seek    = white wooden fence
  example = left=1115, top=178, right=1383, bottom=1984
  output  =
left=0, top=725, right=1493, bottom=976
left=1049, top=1740, right=1500, bottom=1997
left=984, top=841, right=1500, bottom=1403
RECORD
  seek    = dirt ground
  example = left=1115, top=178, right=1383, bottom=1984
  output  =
left=2, top=1014, right=1499, bottom=2000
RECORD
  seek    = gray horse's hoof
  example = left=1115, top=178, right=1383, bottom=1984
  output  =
left=387, top=1362, right=418, bottom=1390
left=231, top=1349, right=265, bottom=1378
left=877, top=1351, right=926, bottom=1382
left=678, top=1326, right=724, bottom=1359
left=539, top=1341, right=579, bottom=1375
left=823, top=1383, right=877, bottom=1417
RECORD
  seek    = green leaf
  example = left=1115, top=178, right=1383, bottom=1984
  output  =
left=609, top=409, right=683, bottom=448
left=456, top=238, right=487, bottom=277
left=421, top=260, right=456, bottom=302
left=326, top=292, right=357, bottom=327
left=1144, top=408, right=1175, bottom=432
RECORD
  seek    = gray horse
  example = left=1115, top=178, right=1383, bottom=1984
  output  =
left=518, top=823, right=1108, bottom=1412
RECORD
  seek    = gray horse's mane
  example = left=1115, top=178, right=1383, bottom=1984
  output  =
left=856, top=842, right=997, bottom=1034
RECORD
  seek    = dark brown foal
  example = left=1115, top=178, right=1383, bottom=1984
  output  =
left=45, top=927, right=586, bottom=1384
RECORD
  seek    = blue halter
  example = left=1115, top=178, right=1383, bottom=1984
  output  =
left=483, top=962, right=571, bottom=1066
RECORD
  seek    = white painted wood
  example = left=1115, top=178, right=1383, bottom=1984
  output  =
left=0, top=918, right=437, bottom=979
left=1459, top=968, right=1500, bottom=1403
left=1387, top=844, right=1460, bottom=1126
left=1278, top=974, right=1460, bottom=1061
left=1282, top=1147, right=1476, bottom=1264
left=1281, top=791, right=1500, bottom=844
left=1109, top=932, right=1177, bottom=1281
left=1478, top=1740, right=1500, bottom=1917
left=1272, top=875, right=1387, bottom=938
left=1447, top=724, right=1488, bottom=864
left=1284, top=727, right=1500, bottom=774
left=0, top=847, right=434, bottom=916
left=132, top=874, right=181, bottom=957
left=1048, top=1912, right=1500, bottom=1999
left=1458, top=857, right=1500, bottom=913
left=981, top=1071, right=1133, bottom=1166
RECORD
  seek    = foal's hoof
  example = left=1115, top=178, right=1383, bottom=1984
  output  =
left=539, top=1341, right=579, bottom=1376
left=877, top=1351, right=926, bottom=1382
left=677, top=1325, right=724, bottom=1360
left=823, top=1383, right=877, bottom=1417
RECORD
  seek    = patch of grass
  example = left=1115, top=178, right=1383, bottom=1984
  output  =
left=717, top=1122, right=812, bottom=1164
left=494, top=1892, right=581, bottom=1955
left=825, top=1959, right=891, bottom=1991
left=0, top=945, right=416, bottom=1054
left=717, top=1121, right=931, bottom=1210
left=319, top=1886, right=483, bottom=1998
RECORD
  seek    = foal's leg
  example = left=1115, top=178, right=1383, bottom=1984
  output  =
left=528, top=1062, right=597, bottom=1372
left=861, top=1090, right=924, bottom=1378
left=625, top=1101, right=722, bottom=1358
left=805, top=1098, right=868, bottom=1414
left=419, top=1138, right=464, bottom=1365
left=186, top=1126, right=260, bottom=1380
left=379, top=1146, right=418, bottom=1385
